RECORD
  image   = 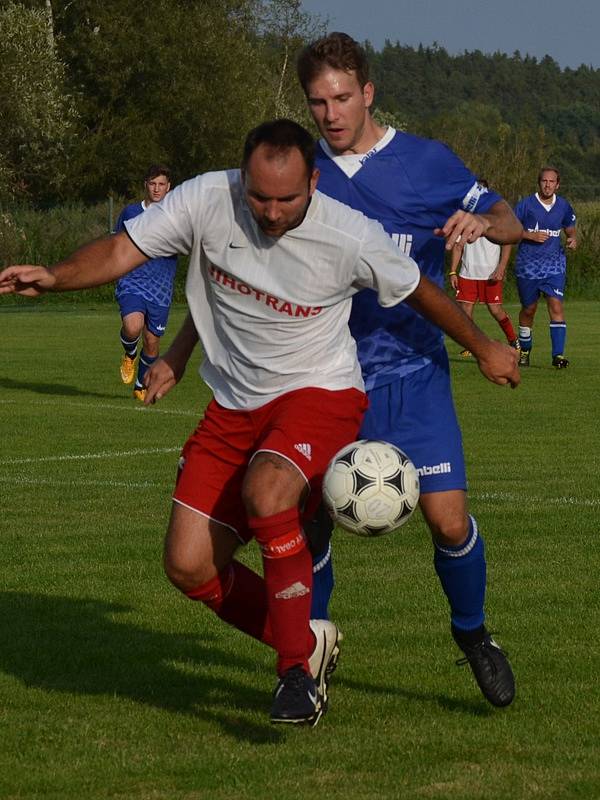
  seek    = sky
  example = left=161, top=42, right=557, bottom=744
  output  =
left=300, top=0, right=600, bottom=70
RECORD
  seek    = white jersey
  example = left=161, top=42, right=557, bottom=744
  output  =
left=459, top=237, right=501, bottom=280
left=125, top=170, right=420, bottom=410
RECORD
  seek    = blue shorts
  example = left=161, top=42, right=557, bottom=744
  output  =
left=517, top=274, right=566, bottom=308
left=117, top=293, right=170, bottom=337
left=359, top=349, right=467, bottom=494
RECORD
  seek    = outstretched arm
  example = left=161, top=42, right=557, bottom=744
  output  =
left=406, top=274, right=520, bottom=387
left=435, top=199, right=523, bottom=250
left=144, top=312, right=199, bottom=404
left=0, top=232, right=147, bottom=297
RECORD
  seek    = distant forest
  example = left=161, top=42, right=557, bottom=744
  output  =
left=369, top=42, right=600, bottom=201
left=2, top=1, right=599, bottom=206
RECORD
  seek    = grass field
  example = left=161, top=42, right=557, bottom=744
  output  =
left=1, top=302, right=599, bottom=800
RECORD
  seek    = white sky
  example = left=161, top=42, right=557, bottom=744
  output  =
left=300, top=0, right=600, bottom=70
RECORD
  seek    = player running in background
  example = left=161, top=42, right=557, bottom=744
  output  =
left=1, top=120, right=519, bottom=725
left=115, top=165, right=178, bottom=401
left=297, top=33, right=522, bottom=708
left=448, top=180, right=519, bottom=357
left=514, top=167, right=577, bottom=368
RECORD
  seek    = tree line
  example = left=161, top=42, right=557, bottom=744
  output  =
left=1, top=1, right=599, bottom=207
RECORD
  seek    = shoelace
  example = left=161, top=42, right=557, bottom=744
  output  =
left=455, top=635, right=509, bottom=668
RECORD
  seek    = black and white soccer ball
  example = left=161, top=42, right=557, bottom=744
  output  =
left=322, top=439, right=420, bottom=537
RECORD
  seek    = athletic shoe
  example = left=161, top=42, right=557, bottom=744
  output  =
left=120, top=354, right=136, bottom=384
left=454, top=629, right=515, bottom=708
left=509, top=339, right=521, bottom=351
left=459, top=349, right=472, bottom=358
left=518, top=350, right=530, bottom=367
left=133, top=387, right=147, bottom=402
left=308, top=619, right=342, bottom=712
left=270, top=665, right=323, bottom=726
left=552, top=355, right=569, bottom=369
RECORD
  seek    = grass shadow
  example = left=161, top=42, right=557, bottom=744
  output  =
left=0, top=376, right=123, bottom=400
left=0, top=591, right=283, bottom=744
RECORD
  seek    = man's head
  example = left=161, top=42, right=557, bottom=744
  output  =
left=297, top=32, right=378, bottom=155
left=241, top=119, right=319, bottom=238
left=538, top=167, right=560, bottom=200
left=144, top=164, right=171, bottom=204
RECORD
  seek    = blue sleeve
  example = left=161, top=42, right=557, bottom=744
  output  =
left=562, top=201, right=576, bottom=228
left=405, top=139, right=501, bottom=223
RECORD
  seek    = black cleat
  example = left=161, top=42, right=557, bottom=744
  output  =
left=270, top=666, right=323, bottom=726
left=552, top=355, right=569, bottom=369
left=454, top=629, right=515, bottom=708
left=518, top=350, right=530, bottom=367
left=509, top=339, right=521, bottom=351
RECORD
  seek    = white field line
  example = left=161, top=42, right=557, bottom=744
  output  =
left=0, top=397, right=198, bottom=417
left=2, top=475, right=163, bottom=490
left=0, top=446, right=180, bottom=466
left=472, top=490, right=600, bottom=508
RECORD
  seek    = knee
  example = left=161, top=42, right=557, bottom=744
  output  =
left=429, top=513, right=469, bottom=547
left=163, top=549, right=215, bottom=593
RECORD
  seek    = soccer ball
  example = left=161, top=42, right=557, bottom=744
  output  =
left=322, top=439, right=420, bottom=537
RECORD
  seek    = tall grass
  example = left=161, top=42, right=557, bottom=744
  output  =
left=1, top=200, right=599, bottom=303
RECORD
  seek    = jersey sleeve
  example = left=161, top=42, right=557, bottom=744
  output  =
left=405, top=139, right=502, bottom=222
left=124, top=177, right=203, bottom=258
left=562, top=201, right=576, bottom=228
left=353, top=217, right=421, bottom=307
left=513, top=199, right=526, bottom=224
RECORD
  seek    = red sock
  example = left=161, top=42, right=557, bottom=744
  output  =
left=249, top=508, right=313, bottom=676
left=498, top=314, right=517, bottom=342
left=185, top=561, right=274, bottom=647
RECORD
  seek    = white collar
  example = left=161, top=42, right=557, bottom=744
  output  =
left=320, top=127, right=396, bottom=178
left=535, top=192, right=556, bottom=210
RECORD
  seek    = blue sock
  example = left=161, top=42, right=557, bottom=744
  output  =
left=518, top=325, right=532, bottom=353
left=136, top=350, right=158, bottom=389
left=310, top=543, right=333, bottom=620
left=433, top=515, right=486, bottom=632
left=120, top=330, right=139, bottom=358
left=550, top=322, right=566, bottom=357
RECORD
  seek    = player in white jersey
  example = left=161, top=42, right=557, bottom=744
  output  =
left=297, top=33, right=522, bottom=708
left=0, top=120, right=518, bottom=726
left=449, top=180, right=519, bottom=357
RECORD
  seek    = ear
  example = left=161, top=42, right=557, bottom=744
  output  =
left=309, top=167, right=320, bottom=196
left=363, top=81, right=375, bottom=110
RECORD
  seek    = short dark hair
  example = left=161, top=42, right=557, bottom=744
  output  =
left=476, top=177, right=490, bottom=188
left=144, top=164, right=171, bottom=183
left=538, top=166, right=560, bottom=183
left=242, top=119, right=315, bottom=175
left=297, top=32, right=370, bottom=93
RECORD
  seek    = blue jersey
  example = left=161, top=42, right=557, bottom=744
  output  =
left=115, top=202, right=178, bottom=307
left=514, top=194, right=576, bottom=279
left=315, top=129, right=501, bottom=389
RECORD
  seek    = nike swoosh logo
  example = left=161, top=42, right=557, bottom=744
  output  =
left=228, top=242, right=245, bottom=248
left=307, top=690, right=317, bottom=705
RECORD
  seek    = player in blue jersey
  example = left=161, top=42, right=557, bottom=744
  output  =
left=297, top=33, right=523, bottom=707
left=115, top=165, right=178, bottom=400
left=514, top=167, right=577, bottom=369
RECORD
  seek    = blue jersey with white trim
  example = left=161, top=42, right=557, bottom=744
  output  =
left=315, top=130, right=501, bottom=389
left=115, top=202, right=178, bottom=307
left=514, top=194, right=576, bottom=279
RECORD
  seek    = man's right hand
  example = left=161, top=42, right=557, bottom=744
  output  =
left=0, top=265, right=56, bottom=296
left=144, top=355, right=185, bottom=404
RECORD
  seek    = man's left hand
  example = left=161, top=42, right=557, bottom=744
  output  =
left=434, top=211, right=491, bottom=251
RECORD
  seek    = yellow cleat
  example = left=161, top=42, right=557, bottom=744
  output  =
left=133, top=387, right=147, bottom=402
left=459, top=349, right=472, bottom=358
left=120, top=354, right=136, bottom=384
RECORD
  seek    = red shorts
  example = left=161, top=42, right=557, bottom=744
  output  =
left=173, top=387, right=367, bottom=542
left=456, top=276, right=503, bottom=304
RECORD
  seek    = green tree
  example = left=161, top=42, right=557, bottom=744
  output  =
left=0, top=2, right=77, bottom=202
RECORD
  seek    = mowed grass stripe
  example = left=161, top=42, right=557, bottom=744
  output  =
left=1, top=303, right=600, bottom=800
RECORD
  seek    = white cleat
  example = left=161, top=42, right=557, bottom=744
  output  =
left=308, top=619, right=342, bottom=713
